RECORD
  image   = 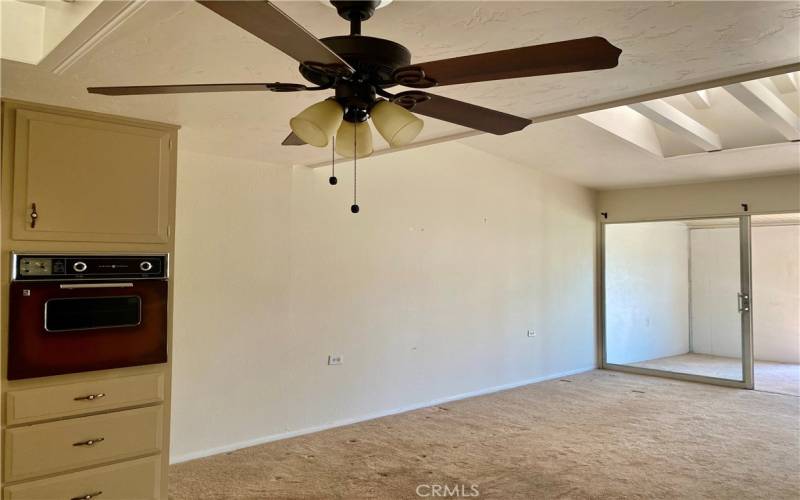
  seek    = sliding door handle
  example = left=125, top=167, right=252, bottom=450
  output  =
left=737, top=292, right=750, bottom=312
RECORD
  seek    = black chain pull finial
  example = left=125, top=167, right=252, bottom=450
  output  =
left=329, top=136, right=338, bottom=185
left=351, top=121, right=360, bottom=214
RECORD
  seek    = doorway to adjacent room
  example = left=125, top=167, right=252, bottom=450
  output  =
left=602, top=213, right=799, bottom=396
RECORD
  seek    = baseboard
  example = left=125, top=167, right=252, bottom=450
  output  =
left=170, top=365, right=595, bottom=464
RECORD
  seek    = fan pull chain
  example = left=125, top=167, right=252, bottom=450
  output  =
left=351, top=121, right=360, bottom=214
left=329, top=136, right=337, bottom=185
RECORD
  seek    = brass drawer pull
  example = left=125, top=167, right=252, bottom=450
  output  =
left=72, top=437, right=105, bottom=447
left=74, top=393, right=106, bottom=401
left=71, top=492, right=102, bottom=500
left=30, top=202, right=38, bottom=228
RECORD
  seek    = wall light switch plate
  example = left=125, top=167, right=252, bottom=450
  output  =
left=328, top=355, right=343, bottom=365
left=527, top=330, right=536, bottom=337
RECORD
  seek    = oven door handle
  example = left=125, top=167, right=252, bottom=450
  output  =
left=59, top=283, right=135, bottom=290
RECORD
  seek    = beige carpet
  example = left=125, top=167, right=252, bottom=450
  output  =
left=631, top=353, right=800, bottom=396
left=170, top=370, right=800, bottom=499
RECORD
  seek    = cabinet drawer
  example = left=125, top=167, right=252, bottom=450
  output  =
left=4, top=406, right=163, bottom=482
left=6, top=372, right=165, bottom=425
left=3, top=455, right=161, bottom=500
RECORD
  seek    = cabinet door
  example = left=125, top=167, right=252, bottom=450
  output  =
left=11, top=109, right=172, bottom=243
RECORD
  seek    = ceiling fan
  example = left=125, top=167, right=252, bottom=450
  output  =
left=88, top=0, right=622, bottom=159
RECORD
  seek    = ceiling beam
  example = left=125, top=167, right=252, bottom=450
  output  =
left=38, top=1, right=149, bottom=75
left=628, top=100, right=722, bottom=151
left=533, top=63, right=800, bottom=124
left=770, top=72, right=798, bottom=94
left=684, top=90, right=711, bottom=109
left=724, top=80, right=800, bottom=141
left=579, top=107, right=663, bottom=157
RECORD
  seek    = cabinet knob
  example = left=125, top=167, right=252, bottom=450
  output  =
left=30, top=202, right=38, bottom=228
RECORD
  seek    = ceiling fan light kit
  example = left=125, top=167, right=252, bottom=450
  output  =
left=87, top=0, right=621, bottom=212
left=336, top=120, right=373, bottom=158
left=289, top=99, right=343, bottom=147
left=370, top=100, right=424, bottom=147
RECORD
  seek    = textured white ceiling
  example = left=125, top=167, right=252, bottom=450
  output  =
left=2, top=1, right=799, bottom=185
left=461, top=115, right=800, bottom=189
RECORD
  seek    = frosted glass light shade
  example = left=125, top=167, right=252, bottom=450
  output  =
left=335, top=121, right=373, bottom=158
left=289, top=99, right=343, bottom=147
left=370, top=100, right=423, bottom=147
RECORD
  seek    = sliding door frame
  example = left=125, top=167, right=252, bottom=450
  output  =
left=599, top=214, right=754, bottom=390
left=739, top=215, right=754, bottom=389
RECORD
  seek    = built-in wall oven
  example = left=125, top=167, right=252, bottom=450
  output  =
left=8, top=253, right=169, bottom=380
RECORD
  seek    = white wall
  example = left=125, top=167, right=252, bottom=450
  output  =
left=170, top=142, right=597, bottom=462
left=171, top=151, right=293, bottom=461
left=605, top=222, right=690, bottom=364
left=752, top=225, right=800, bottom=363
left=690, top=225, right=800, bottom=363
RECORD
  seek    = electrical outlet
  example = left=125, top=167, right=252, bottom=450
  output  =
left=327, top=355, right=343, bottom=365
left=527, top=329, right=536, bottom=337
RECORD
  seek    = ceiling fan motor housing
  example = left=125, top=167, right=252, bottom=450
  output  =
left=299, top=34, right=412, bottom=122
left=300, top=36, right=411, bottom=87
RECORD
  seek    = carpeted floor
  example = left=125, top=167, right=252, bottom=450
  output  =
left=631, top=353, right=800, bottom=396
left=169, top=370, right=800, bottom=499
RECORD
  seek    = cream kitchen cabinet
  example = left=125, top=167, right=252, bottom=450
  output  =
left=3, top=101, right=177, bottom=244
left=1, top=100, right=177, bottom=498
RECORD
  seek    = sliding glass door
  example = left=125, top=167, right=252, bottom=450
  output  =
left=602, top=216, right=753, bottom=388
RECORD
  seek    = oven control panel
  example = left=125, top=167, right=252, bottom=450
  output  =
left=12, top=254, right=168, bottom=281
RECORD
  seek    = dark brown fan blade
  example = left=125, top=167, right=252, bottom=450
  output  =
left=282, top=132, right=306, bottom=146
left=392, top=91, right=531, bottom=135
left=196, top=1, right=353, bottom=75
left=393, top=36, right=621, bottom=88
left=88, top=83, right=309, bottom=95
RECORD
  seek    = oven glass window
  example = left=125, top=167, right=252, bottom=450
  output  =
left=45, top=296, right=142, bottom=332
